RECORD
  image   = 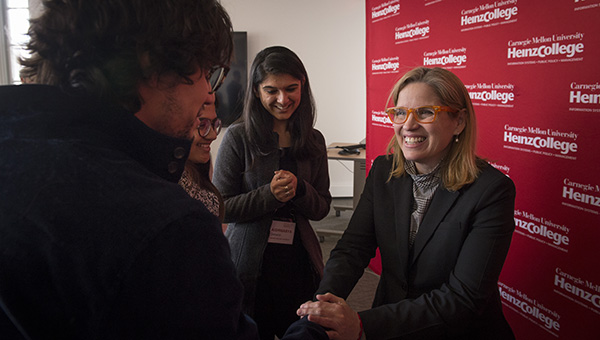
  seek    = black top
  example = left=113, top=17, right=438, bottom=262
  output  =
left=267, top=147, right=307, bottom=264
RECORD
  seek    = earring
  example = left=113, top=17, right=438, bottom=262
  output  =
left=454, top=135, right=459, bottom=143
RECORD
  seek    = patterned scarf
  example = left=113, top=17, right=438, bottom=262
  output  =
left=405, top=161, right=442, bottom=248
left=178, top=169, right=220, bottom=218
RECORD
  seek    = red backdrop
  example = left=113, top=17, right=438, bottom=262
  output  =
left=365, top=0, right=600, bottom=338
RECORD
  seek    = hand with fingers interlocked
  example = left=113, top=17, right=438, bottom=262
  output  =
left=270, top=169, right=298, bottom=203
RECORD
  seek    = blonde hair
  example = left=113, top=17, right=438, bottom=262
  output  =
left=385, top=67, right=482, bottom=191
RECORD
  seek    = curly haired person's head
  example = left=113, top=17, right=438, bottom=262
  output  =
left=21, top=0, right=233, bottom=112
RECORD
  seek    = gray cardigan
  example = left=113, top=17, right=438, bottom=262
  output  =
left=213, top=123, right=332, bottom=314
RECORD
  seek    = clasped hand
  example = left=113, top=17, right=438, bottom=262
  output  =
left=297, top=293, right=361, bottom=340
left=270, top=170, right=297, bottom=203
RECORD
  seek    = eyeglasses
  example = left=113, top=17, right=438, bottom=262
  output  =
left=385, top=105, right=457, bottom=124
left=207, top=66, right=229, bottom=94
left=198, top=118, right=222, bottom=137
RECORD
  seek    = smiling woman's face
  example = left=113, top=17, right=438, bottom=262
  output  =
left=188, top=103, right=218, bottom=164
left=256, top=73, right=302, bottom=123
left=393, top=82, right=465, bottom=174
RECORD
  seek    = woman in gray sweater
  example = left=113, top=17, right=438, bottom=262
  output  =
left=213, top=46, right=332, bottom=340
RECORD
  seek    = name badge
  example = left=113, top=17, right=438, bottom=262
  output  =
left=268, top=220, right=296, bottom=245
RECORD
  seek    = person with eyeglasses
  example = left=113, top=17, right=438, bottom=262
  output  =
left=213, top=46, right=332, bottom=340
left=179, top=101, right=225, bottom=223
left=297, top=67, right=516, bottom=340
left=0, top=1, right=328, bottom=339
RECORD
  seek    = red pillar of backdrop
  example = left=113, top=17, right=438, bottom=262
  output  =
left=365, top=1, right=600, bottom=338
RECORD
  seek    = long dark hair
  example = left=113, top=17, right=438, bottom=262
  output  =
left=242, top=46, right=320, bottom=162
left=20, top=0, right=233, bottom=113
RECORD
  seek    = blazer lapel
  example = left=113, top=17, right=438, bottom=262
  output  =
left=393, top=176, right=413, bottom=273
left=410, top=187, right=460, bottom=266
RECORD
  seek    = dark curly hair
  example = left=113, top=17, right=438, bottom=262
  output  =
left=20, top=0, right=233, bottom=112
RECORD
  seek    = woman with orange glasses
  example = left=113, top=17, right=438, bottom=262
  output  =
left=298, top=67, right=516, bottom=340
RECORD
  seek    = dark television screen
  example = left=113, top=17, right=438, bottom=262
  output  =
left=216, top=31, right=247, bottom=127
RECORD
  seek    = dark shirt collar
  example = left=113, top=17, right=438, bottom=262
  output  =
left=1, top=84, right=191, bottom=183
left=119, top=110, right=192, bottom=183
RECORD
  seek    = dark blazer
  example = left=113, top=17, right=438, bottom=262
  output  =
left=317, top=155, right=516, bottom=340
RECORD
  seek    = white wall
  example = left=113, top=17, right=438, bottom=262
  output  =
left=28, top=0, right=43, bottom=18
left=220, top=0, right=366, bottom=197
